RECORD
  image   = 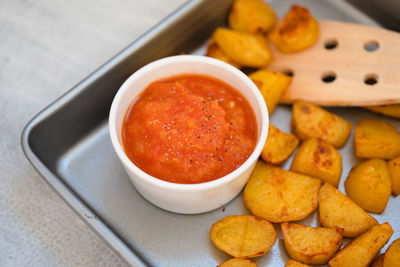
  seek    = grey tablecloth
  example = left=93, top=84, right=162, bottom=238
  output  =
left=0, top=0, right=185, bottom=266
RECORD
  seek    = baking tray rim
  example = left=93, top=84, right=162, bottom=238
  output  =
left=20, top=0, right=205, bottom=266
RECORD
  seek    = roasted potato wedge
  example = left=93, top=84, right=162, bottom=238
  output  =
left=345, top=159, right=391, bottom=214
left=206, top=41, right=242, bottom=68
left=249, top=70, right=292, bottom=114
left=291, top=101, right=352, bottom=148
left=261, top=124, right=299, bottom=165
left=213, top=28, right=272, bottom=67
left=365, top=104, right=400, bottom=119
left=388, top=156, right=400, bottom=196
left=329, top=223, right=394, bottom=267
left=269, top=5, right=319, bottom=53
left=285, top=260, right=310, bottom=267
left=281, top=222, right=343, bottom=265
left=218, top=258, right=258, bottom=267
left=229, top=0, right=276, bottom=35
left=319, top=182, right=378, bottom=238
left=384, top=238, right=400, bottom=267
left=210, top=215, right=276, bottom=258
left=290, top=138, right=342, bottom=187
left=354, top=119, right=400, bottom=159
left=244, top=161, right=320, bottom=223
left=371, top=254, right=385, bottom=267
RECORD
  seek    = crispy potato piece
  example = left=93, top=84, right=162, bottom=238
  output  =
left=290, top=138, right=342, bottom=187
left=291, top=101, right=352, bottom=148
left=388, top=156, right=400, bottom=196
left=365, top=104, right=400, bottom=119
left=218, top=258, right=258, bottom=267
left=285, top=260, right=310, bottom=267
left=281, top=222, right=343, bottom=265
left=329, top=223, right=394, bottom=267
left=371, top=254, right=385, bottom=267
left=249, top=70, right=292, bottom=114
left=269, top=5, right=319, bottom=53
left=261, top=124, right=299, bottom=165
left=345, top=159, right=391, bottom=214
left=229, top=0, right=276, bottom=35
left=354, top=119, right=400, bottom=159
left=206, top=41, right=242, bottom=68
left=210, top=215, right=276, bottom=258
left=244, top=161, right=320, bottom=223
left=384, top=238, right=400, bottom=267
left=319, top=183, right=378, bottom=238
left=213, top=28, right=272, bottom=67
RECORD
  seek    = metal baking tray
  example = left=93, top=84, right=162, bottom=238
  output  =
left=22, top=0, right=400, bottom=266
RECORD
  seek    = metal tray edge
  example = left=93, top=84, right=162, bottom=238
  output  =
left=20, top=0, right=206, bottom=266
left=21, top=128, right=146, bottom=266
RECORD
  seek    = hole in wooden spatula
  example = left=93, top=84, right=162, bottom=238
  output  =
left=321, top=71, right=336, bottom=83
left=364, top=73, right=379, bottom=85
left=324, top=39, right=338, bottom=49
left=282, top=69, right=294, bottom=77
left=364, top=41, right=379, bottom=52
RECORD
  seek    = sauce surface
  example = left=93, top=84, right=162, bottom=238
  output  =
left=122, top=74, right=258, bottom=184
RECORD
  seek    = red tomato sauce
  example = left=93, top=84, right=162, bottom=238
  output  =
left=122, top=74, right=258, bottom=184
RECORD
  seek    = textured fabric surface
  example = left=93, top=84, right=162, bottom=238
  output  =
left=0, top=0, right=186, bottom=266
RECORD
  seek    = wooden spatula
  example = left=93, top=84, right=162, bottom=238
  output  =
left=267, top=20, right=400, bottom=106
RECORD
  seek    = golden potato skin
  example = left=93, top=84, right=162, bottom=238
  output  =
left=329, top=223, right=394, bottom=267
left=354, top=119, right=400, bottom=160
left=371, top=254, right=385, bottom=267
left=345, top=159, right=391, bottom=214
left=384, top=238, right=400, bottom=267
left=206, top=41, right=242, bottom=68
left=285, top=260, right=310, bottom=267
left=319, top=183, right=378, bottom=238
left=269, top=5, right=319, bottom=53
left=281, top=222, right=343, bottom=265
left=218, top=258, right=258, bottom=267
left=229, top=0, right=276, bottom=35
left=210, top=215, right=276, bottom=258
left=291, top=101, right=352, bottom=148
left=261, top=124, right=299, bottom=165
left=244, top=161, right=320, bottom=223
left=365, top=104, right=400, bottom=119
left=213, top=28, right=272, bottom=67
left=388, top=156, right=400, bottom=196
left=249, top=70, right=292, bottom=114
left=290, top=138, right=342, bottom=187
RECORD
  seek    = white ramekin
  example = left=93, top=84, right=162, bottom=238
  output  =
left=109, top=55, right=269, bottom=214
